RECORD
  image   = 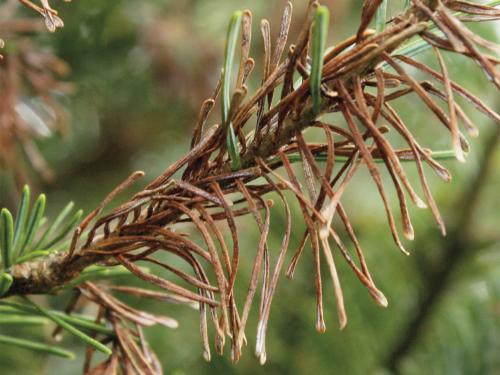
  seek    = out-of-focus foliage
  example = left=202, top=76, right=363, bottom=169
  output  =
left=0, top=0, right=499, bottom=374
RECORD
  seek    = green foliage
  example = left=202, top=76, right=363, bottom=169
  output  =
left=14, top=250, right=52, bottom=265
left=0, top=301, right=114, bottom=336
left=12, top=186, right=30, bottom=257
left=0, top=186, right=83, bottom=275
left=0, top=299, right=117, bottom=359
left=227, top=124, right=241, bottom=170
left=310, top=6, right=329, bottom=115
left=222, top=10, right=243, bottom=170
left=18, top=193, right=46, bottom=258
left=63, top=265, right=135, bottom=290
left=0, top=316, right=46, bottom=326
left=23, top=298, right=112, bottom=356
left=375, top=0, right=388, bottom=33
left=0, top=334, right=75, bottom=359
left=221, top=10, right=242, bottom=125
left=0, top=187, right=88, bottom=360
left=0, top=273, right=13, bottom=298
left=1, top=1, right=500, bottom=374
left=0, top=210, right=14, bottom=269
left=34, top=201, right=77, bottom=250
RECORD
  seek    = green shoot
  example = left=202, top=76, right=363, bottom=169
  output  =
left=0, top=209, right=14, bottom=269
left=376, top=0, right=388, bottom=33
left=23, top=298, right=112, bottom=355
left=310, top=6, right=330, bottom=114
left=0, top=334, right=75, bottom=359
left=19, top=194, right=46, bottom=256
left=222, top=10, right=243, bottom=170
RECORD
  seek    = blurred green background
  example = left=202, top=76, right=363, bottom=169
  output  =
left=0, top=0, right=499, bottom=374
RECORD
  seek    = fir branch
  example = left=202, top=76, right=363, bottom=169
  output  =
left=1, top=0, right=500, bottom=370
